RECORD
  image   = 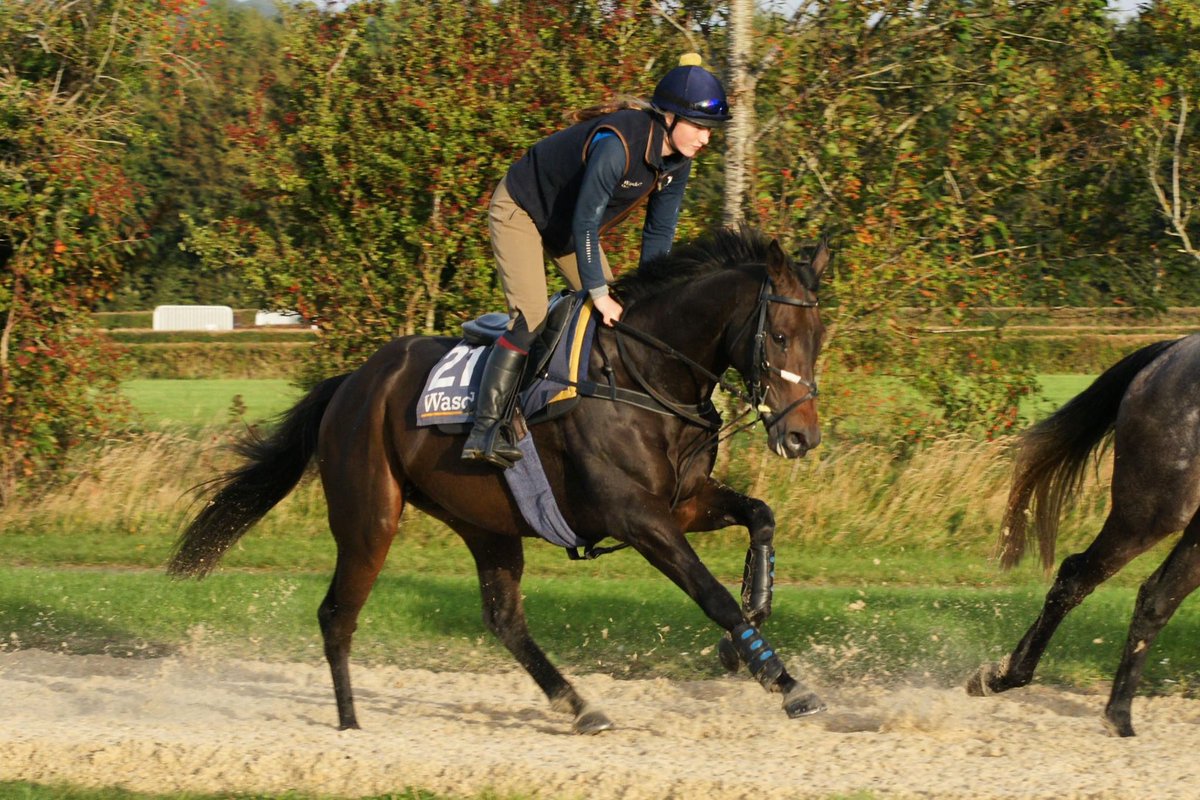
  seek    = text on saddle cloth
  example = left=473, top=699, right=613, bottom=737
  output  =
left=415, top=298, right=597, bottom=429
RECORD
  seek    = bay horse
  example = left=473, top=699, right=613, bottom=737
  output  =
left=967, top=334, right=1199, bottom=736
left=168, top=227, right=831, bottom=733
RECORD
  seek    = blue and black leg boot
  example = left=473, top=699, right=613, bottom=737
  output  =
left=730, top=622, right=785, bottom=690
left=741, top=544, right=775, bottom=623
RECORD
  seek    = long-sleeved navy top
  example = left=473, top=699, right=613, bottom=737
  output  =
left=571, top=132, right=691, bottom=299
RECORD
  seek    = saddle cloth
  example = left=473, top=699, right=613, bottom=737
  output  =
left=414, top=297, right=598, bottom=551
left=415, top=297, right=597, bottom=429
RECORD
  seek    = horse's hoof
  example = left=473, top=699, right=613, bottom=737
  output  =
left=573, top=707, right=614, bottom=735
left=1103, top=713, right=1136, bottom=738
left=783, top=688, right=826, bottom=719
left=966, top=663, right=999, bottom=697
left=717, top=634, right=740, bottom=673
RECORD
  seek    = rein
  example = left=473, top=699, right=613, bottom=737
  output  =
left=605, top=276, right=820, bottom=510
left=611, top=276, right=820, bottom=435
left=610, top=320, right=732, bottom=429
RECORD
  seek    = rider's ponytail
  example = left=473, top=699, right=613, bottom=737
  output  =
left=566, top=94, right=653, bottom=124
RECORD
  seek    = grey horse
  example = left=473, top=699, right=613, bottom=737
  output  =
left=967, top=334, right=1200, bottom=736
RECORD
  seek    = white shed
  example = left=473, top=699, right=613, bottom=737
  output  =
left=152, top=305, right=234, bottom=331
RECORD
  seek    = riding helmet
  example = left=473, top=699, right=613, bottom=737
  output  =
left=651, top=53, right=731, bottom=128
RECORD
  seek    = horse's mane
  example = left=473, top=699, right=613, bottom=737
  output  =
left=611, top=226, right=819, bottom=305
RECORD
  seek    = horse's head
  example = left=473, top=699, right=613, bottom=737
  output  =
left=741, top=238, right=829, bottom=458
left=611, top=227, right=828, bottom=457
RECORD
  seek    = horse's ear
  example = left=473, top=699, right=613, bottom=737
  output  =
left=809, top=238, right=831, bottom=281
left=766, top=238, right=790, bottom=283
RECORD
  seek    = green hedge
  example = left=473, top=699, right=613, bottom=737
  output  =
left=107, top=329, right=315, bottom=344
left=905, top=305, right=1200, bottom=328
left=955, top=332, right=1186, bottom=373
left=106, top=303, right=1196, bottom=378
left=93, top=310, right=153, bottom=328
left=117, top=332, right=1187, bottom=379
left=123, top=342, right=311, bottom=379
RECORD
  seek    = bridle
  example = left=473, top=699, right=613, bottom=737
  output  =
left=742, top=277, right=821, bottom=433
left=610, top=273, right=820, bottom=437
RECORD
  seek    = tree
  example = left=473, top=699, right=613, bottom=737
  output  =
left=189, top=0, right=688, bottom=382
left=111, top=0, right=285, bottom=310
left=0, top=0, right=215, bottom=501
left=735, top=1, right=1131, bottom=440
left=724, top=0, right=755, bottom=225
left=1118, top=0, right=1200, bottom=298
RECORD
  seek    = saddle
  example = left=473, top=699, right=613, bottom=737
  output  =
left=461, top=289, right=580, bottom=389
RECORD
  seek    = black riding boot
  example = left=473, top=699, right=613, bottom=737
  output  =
left=461, top=343, right=527, bottom=469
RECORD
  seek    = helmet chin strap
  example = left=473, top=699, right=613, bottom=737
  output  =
left=664, top=114, right=681, bottom=155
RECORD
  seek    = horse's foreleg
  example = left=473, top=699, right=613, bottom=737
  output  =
left=676, top=479, right=777, bottom=673
left=629, top=523, right=824, bottom=720
left=967, top=512, right=1156, bottom=699
left=459, top=528, right=612, bottom=734
left=677, top=478, right=778, bottom=622
left=1105, top=519, right=1200, bottom=737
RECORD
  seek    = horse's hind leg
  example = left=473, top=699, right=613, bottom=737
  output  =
left=317, top=464, right=404, bottom=730
left=457, top=526, right=612, bottom=734
left=1105, top=516, right=1200, bottom=736
left=968, top=509, right=1163, bottom=698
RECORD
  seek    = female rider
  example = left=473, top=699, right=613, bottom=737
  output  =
left=462, top=53, right=731, bottom=468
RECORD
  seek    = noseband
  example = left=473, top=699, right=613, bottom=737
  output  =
left=744, top=279, right=820, bottom=432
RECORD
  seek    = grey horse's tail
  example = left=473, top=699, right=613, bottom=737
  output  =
left=998, top=339, right=1180, bottom=570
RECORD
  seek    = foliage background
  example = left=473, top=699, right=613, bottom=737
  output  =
left=5, top=0, right=1200, bottom=499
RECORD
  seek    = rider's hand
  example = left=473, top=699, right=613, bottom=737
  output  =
left=593, top=294, right=624, bottom=327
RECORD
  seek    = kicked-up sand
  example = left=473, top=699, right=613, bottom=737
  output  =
left=3, top=647, right=1200, bottom=799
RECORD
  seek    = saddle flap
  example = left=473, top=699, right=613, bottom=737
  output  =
left=526, top=290, right=580, bottom=378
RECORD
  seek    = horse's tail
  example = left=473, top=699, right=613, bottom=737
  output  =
left=998, top=339, right=1180, bottom=571
left=167, top=374, right=350, bottom=578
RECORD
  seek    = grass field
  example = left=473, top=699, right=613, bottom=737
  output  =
left=1021, top=373, right=1093, bottom=420
left=121, top=379, right=303, bottom=430
left=116, top=373, right=1096, bottom=432
left=10, top=372, right=1190, bottom=800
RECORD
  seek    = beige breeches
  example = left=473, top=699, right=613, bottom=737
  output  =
left=489, top=177, right=611, bottom=331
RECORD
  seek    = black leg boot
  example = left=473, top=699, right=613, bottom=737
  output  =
left=461, top=343, right=527, bottom=468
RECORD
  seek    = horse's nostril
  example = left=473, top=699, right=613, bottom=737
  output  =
left=786, top=432, right=806, bottom=452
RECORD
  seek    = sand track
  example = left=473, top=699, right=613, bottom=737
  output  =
left=3, top=648, right=1199, bottom=799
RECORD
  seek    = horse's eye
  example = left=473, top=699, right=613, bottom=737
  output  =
left=771, top=332, right=787, bottom=346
